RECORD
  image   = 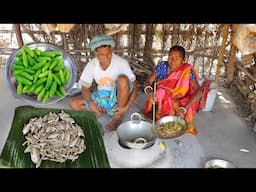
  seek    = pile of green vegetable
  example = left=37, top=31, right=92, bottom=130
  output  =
left=12, top=45, right=70, bottom=103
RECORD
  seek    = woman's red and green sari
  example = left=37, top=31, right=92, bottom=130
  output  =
left=144, top=63, right=199, bottom=135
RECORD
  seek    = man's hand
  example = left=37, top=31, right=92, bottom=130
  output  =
left=89, top=102, right=102, bottom=117
left=112, top=105, right=128, bottom=118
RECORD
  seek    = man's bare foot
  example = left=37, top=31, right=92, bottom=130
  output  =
left=105, top=117, right=122, bottom=131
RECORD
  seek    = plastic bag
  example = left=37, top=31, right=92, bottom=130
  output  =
left=57, top=24, right=75, bottom=33
left=41, top=24, right=57, bottom=35
left=41, top=24, right=75, bottom=35
left=233, top=24, right=256, bottom=55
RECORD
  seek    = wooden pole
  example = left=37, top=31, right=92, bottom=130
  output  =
left=215, top=24, right=230, bottom=84
left=13, top=24, right=24, bottom=47
left=227, top=24, right=238, bottom=85
left=143, top=24, right=155, bottom=69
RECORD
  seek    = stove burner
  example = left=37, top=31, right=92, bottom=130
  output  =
left=118, top=139, right=154, bottom=149
left=118, top=139, right=130, bottom=149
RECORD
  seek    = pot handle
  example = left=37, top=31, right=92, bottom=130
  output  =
left=130, top=112, right=141, bottom=124
left=134, top=137, right=147, bottom=144
left=144, top=85, right=153, bottom=95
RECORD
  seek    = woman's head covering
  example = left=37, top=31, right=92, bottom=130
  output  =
left=86, top=35, right=115, bottom=51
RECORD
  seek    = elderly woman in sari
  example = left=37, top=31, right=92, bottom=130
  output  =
left=144, top=45, right=203, bottom=135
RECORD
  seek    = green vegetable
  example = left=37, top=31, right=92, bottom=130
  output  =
left=26, top=84, right=36, bottom=94
left=13, top=45, right=69, bottom=104
left=22, top=85, right=30, bottom=94
left=33, top=48, right=41, bottom=56
left=40, top=51, right=58, bottom=57
left=59, top=70, right=65, bottom=85
left=58, top=86, right=66, bottom=96
left=17, top=83, right=23, bottom=96
left=45, top=72, right=53, bottom=90
left=52, top=73, right=61, bottom=85
left=13, top=64, right=24, bottom=71
left=34, top=85, right=44, bottom=95
left=22, top=51, right=28, bottom=68
left=55, top=90, right=63, bottom=98
left=23, top=45, right=34, bottom=57
left=31, top=60, right=46, bottom=70
left=33, top=69, right=41, bottom=83
left=38, top=70, right=49, bottom=78
left=49, top=81, right=57, bottom=97
left=15, top=76, right=32, bottom=86
left=64, top=67, right=70, bottom=84
left=23, top=68, right=35, bottom=74
left=34, top=77, right=47, bottom=87
left=20, top=71, right=33, bottom=81
left=43, top=91, right=50, bottom=103
left=13, top=70, right=23, bottom=76
left=49, top=57, right=60, bottom=70
left=37, top=88, right=45, bottom=101
left=41, top=61, right=51, bottom=72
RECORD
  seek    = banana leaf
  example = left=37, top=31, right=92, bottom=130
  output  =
left=0, top=106, right=110, bottom=168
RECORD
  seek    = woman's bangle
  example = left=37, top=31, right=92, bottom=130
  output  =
left=144, top=85, right=153, bottom=95
left=179, top=107, right=187, bottom=114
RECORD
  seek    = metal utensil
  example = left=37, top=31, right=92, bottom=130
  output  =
left=117, top=113, right=157, bottom=149
left=156, top=115, right=187, bottom=140
left=204, top=159, right=236, bottom=168
left=152, top=80, right=156, bottom=128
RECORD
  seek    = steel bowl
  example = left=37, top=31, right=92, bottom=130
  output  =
left=68, top=82, right=82, bottom=96
left=117, top=113, right=157, bottom=149
left=155, top=115, right=187, bottom=140
left=204, top=159, right=236, bottom=168
left=4, top=43, right=77, bottom=105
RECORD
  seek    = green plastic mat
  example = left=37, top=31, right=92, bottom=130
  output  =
left=0, top=106, right=110, bottom=168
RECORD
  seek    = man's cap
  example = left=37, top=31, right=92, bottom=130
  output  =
left=86, top=35, right=115, bottom=51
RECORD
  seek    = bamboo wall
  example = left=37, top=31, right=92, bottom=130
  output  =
left=1, top=24, right=256, bottom=124
left=8, top=24, right=224, bottom=82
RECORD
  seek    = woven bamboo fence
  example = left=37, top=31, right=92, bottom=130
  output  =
left=1, top=24, right=256, bottom=126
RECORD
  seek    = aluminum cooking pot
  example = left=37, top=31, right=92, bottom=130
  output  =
left=117, top=113, right=157, bottom=149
